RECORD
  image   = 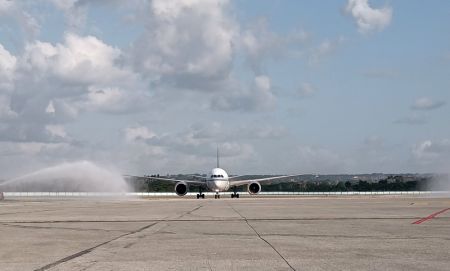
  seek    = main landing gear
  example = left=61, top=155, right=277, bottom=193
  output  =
left=214, top=192, right=221, bottom=199
left=196, top=188, right=205, bottom=199
left=231, top=186, right=239, bottom=198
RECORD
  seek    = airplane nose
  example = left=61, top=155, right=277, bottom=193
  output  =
left=208, top=179, right=229, bottom=192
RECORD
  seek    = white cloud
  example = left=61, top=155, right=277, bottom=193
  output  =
left=81, top=86, right=148, bottom=113
left=48, top=1, right=274, bottom=116
left=412, top=140, right=450, bottom=170
left=297, top=82, right=316, bottom=98
left=309, top=36, right=344, bottom=64
left=15, top=33, right=148, bottom=115
left=241, top=18, right=308, bottom=73
left=0, top=43, right=16, bottom=90
left=345, top=0, right=392, bottom=34
left=353, top=135, right=403, bottom=173
left=363, top=135, right=384, bottom=148
left=254, top=75, right=270, bottom=92
left=45, top=100, right=56, bottom=114
left=50, top=0, right=78, bottom=10
left=49, top=0, right=89, bottom=31
left=21, top=33, right=126, bottom=84
left=411, top=97, right=446, bottom=111
left=187, top=121, right=286, bottom=141
left=0, top=0, right=40, bottom=39
left=0, top=0, right=14, bottom=11
left=3, top=141, right=67, bottom=156
left=49, top=0, right=150, bottom=33
left=413, top=140, right=435, bottom=161
left=3, top=0, right=444, bottom=177
left=394, top=114, right=427, bottom=125
left=86, top=87, right=122, bottom=108
left=132, top=0, right=236, bottom=89
left=0, top=95, right=17, bottom=119
left=124, top=126, right=156, bottom=143
left=295, top=145, right=347, bottom=173
left=45, top=124, right=68, bottom=139
left=124, top=124, right=255, bottom=159
left=211, top=75, right=276, bottom=112
left=0, top=32, right=149, bottom=149
left=0, top=44, right=17, bottom=120
left=122, top=124, right=257, bottom=173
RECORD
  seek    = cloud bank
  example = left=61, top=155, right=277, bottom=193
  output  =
left=345, top=0, right=392, bottom=33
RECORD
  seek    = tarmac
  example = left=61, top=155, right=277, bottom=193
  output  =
left=0, top=195, right=449, bottom=270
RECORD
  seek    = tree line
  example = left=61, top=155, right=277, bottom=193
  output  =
left=130, top=175, right=432, bottom=192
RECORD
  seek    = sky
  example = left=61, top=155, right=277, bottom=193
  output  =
left=0, top=0, right=449, bottom=178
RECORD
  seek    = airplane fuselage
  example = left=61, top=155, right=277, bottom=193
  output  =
left=206, top=167, right=230, bottom=192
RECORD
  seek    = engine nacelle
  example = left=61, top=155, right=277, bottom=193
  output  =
left=247, top=182, right=261, bottom=195
left=174, top=182, right=188, bottom=196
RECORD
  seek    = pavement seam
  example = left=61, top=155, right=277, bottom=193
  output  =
left=0, top=209, right=54, bottom=216
left=2, top=216, right=435, bottom=224
left=0, top=222, right=128, bottom=233
left=197, top=232, right=450, bottom=240
left=33, top=203, right=205, bottom=271
left=227, top=203, right=296, bottom=271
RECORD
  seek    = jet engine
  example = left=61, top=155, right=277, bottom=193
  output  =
left=174, top=182, right=188, bottom=196
left=247, top=182, right=261, bottom=195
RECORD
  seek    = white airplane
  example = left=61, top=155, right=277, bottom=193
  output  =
left=127, top=148, right=297, bottom=199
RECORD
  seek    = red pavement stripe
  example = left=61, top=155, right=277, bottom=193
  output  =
left=412, top=208, right=450, bottom=225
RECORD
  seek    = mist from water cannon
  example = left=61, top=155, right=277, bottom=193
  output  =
left=426, top=172, right=450, bottom=197
left=0, top=161, right=131, bottom=192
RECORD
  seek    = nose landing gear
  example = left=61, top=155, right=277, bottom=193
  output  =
left=214, top=192, right=220, bottom=199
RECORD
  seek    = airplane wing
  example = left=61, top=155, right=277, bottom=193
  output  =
left=186, top=174, right=208, bottom=180
left=123, top=175, right=206, bottom=185
left=229, top=175, right=299, bottom=187
left=227, top=175, right=245, bottom=180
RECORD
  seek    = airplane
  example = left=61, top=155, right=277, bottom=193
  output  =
left=125, top=148, right=297, bottom=199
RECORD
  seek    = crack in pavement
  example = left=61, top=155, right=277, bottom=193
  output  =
left=33, top=222, right=158, bottom=271
left=33, top=203, right=205, bottom=271
left=183, top=205, right=203, bottom=216
left=227, top=203, right=296, bottom=271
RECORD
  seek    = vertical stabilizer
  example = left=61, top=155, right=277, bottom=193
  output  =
left=217, top=145, right=219, bottom=168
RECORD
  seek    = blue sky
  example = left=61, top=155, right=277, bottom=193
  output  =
left=0, top=0, right=449, bottom=177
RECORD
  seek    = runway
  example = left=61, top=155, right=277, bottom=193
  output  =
left=0, top=196, right=449, bottom=270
